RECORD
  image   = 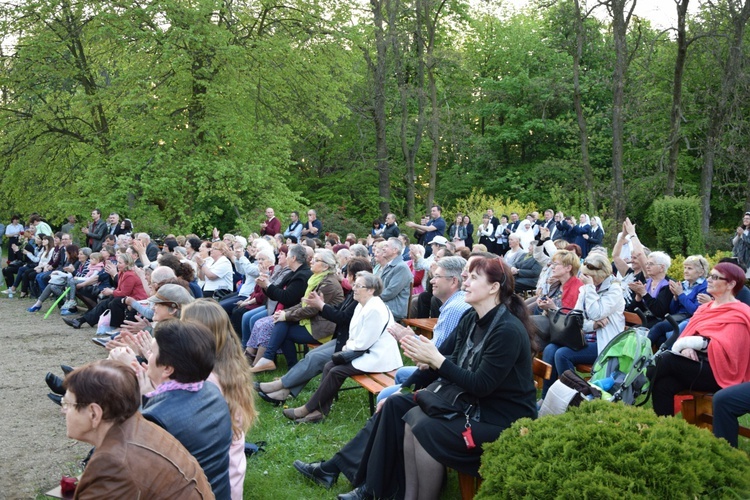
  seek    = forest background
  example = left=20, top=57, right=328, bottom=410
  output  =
left=1, top=0, right=749, bottom=253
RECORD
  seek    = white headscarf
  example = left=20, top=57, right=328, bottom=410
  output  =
left=591, top=216, right=604, bottom=234
left=514, top=220, right=535, bottom=250
left=578, top=214, right=591, bottom=227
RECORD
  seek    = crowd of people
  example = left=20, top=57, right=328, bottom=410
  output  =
left=2, top=206, right=750, bottom=499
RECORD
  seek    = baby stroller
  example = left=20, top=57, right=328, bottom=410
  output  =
left=589, top=326, right=653, bottom=405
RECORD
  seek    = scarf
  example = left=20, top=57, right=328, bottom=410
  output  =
left=645, top=277, right=669, bottom=298
left=680, top=301, right=750, bottom=388
left=299, top=270, right=332, bottom=333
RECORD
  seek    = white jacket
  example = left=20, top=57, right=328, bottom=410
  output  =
left=347, top=296, right=403, bottom=373
left=574, top=275, right=625, bottom=354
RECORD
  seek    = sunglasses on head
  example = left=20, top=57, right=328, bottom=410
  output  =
left=583, top=261, right=603, bottom=271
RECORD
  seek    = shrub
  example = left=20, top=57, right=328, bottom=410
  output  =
left=478, top=400, right=750, bottom=499
left=648, top=196, right=705, bottom=256
left=665, top=251, right=734, bottom=281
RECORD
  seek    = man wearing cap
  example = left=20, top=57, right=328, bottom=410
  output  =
left=404, top=205, right=446, bottom=258
left=147, top=284, right=196, bottom=322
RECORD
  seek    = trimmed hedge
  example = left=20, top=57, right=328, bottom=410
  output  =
left=648, top=196, right=705, bottom=257
left=478, top=400, right=750, bottom=499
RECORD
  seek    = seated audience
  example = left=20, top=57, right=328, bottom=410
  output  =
left=627, top=250, right=673, bottom=327
left=541, top=252, right=624, bottom=402
left=195, top=241, right=234, bottom=298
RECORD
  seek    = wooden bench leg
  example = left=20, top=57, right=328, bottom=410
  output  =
left=457, top=472, right=481, bottom=500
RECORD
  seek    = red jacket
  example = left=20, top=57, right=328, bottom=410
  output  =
left=113, top=270, right=148, bottom=300
left=261, top=217, right=281, bottom=236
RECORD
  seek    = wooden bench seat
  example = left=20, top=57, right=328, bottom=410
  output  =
left=350, top=370, right=398, bottom=415
left=679, top=391, right=750, bottom=439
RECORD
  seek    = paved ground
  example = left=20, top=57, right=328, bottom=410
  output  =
left=0, top=294, right=101, bottom=499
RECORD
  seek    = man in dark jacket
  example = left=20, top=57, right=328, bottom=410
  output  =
left=382, top=213, right=400, bottom=240
left=82, top=209, right=108, bottom=252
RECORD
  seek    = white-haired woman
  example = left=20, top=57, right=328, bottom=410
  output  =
left=628, top=250, right=673, bottom=328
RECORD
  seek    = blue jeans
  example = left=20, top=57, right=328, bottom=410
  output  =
left=241, top=308, right=268, bottom=348
left=542, top=340, right=598, bottom=398
left=264, top=322, right=316, bottom=369
left=35, top=270, right=52, bottom=295
left=218, top=293, right=244, bottom=315
left=376, top=367, right=417, bottom=402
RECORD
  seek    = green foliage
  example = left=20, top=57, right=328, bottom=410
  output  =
left=478, top=400, right=750, bottom=499
left=449, top=189, right=538, bottom=230
left=666, top=251, right=734, bottom=280
left=648, top=197, right=705, bottom=256
left=312, top=203, right=370, bottom=240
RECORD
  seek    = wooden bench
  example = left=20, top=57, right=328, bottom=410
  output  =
left=402, top=317, right=438, bottom=340
left=350, top=370, right=398, bottom=415
left=679, top=391, right=750, bottom=439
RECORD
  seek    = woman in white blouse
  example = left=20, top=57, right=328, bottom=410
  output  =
left=195, top=241, right=234, bottom=298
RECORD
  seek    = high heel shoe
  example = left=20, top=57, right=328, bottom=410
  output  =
left=46, top=372, right=65, bottom=395
left=47, top=393, right=62, bottom=406
left=61, top=365, right=74, bottom=376
left=27, top=304, right=42, bottom=313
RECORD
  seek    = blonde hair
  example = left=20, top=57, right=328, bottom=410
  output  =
left=181, top=299, right=257, bottom=437
left=552, top=250, right=581, bottom=276
left=582, top=252, right=612, bottom=282
left=210, top=241, right=234, bottom=261
left=684, top=255, right=709, bottom=278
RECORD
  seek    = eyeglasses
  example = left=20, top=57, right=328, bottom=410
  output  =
left=61, top=398, right=79, bottom=411
left=352, top=284, right=370, bottom=290
left=708, top=274, right=728, bottom=281
left=432, top=274, right=454, bottom=281
left=583, top=261, right=603, bottom=271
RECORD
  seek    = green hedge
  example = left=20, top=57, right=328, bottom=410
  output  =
left=648, top=196, right=705, bottom=256
left=478, top=400, right=750, bottom=499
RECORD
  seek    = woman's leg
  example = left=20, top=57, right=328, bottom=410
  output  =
left=262, top=321, right=292, bottom=362
left=553, top=341, right=598, bottom=376
left=241, top=308, right=268, bottom=348
left=279, top=324, right=318, bottom=369
left=303, top=361, right=365, bottom=416
left=652, top=352, right=721, bottom=416
left=403, top=423, right=444, bottom=500
left=541, top=343, right=560, bottom=398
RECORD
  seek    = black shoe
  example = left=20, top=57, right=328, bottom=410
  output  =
left=252, top=381, right=261, bottom=392
left=338, top=486, right=373, bottom=500
left=257, top=390, right=285, bottom=406
left=63, top=317, right=84, bottom=329
left=91, top=338, right=109, bottom=348
left=61, top=365, right=74, bottom=376
left=45, top=372, right=65, bottom=395
left=293, top=460, right=338, bottom=489
left=47, top=393, right=62, bottom=406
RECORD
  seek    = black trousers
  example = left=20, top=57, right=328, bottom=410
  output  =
left=304, top=361, right=365, bottom=416
left=651, top=351, right=721, bottom=416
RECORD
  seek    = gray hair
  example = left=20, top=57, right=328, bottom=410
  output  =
left=151, top=266, right=177, bottom=284
left=386, top=237, right=404, bottom=253
left=256, top=249, right=275, bottom=263
left=683, top=255, right=709, bottom=278
left=349, top=244, right=369, bottom=259
left=649, top=251, right=672, bottom=271
left=356, top=271, right=383, bottom=296
left=80, top=247, right=92, bottom=257
left=288, top=244, right=307, bottom=264
left=437, top=256, right=467, bottom=286
left=314, top=249, right=337, bottom=269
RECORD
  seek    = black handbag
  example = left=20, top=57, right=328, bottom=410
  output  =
left=548, top=308, right=586, bottom=350
left=414, top=381, right=477, bottom=420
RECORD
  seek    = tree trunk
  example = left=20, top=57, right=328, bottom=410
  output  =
left=665, top=0, right=689, bottom=196
left=610, top=0, right=634, bottom=223
left=425, top=0, right=447, bottom=212
left=700, top=0, right=750, bottom=236
left=369, top=0, right=390, bottom=217
left=572, top=0, right=596, bottom=213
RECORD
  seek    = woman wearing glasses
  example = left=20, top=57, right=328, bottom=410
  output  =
left=60, top=360, right=213, bottom=498
left=652, top=262, right=750, bottom=417
left=281, top=271, right=401, bottom=423
left=627, top=251, right=674, bottom=328
left=540, top=252, right=625, bottom=400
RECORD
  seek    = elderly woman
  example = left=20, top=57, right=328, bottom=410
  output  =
left=250, top=249, right=344, bottom=373
left=503, top=234, right=524, bottom=268
left=300, top=257, right=537, bottom=499
left=60, top=360, right=213, bottom=498
left=531, top=250, right=584, bottom=350
left=64, top=253, right=148, bottom=330
left=281, top=272, right=401, bottom=423
left=652, top=263, right=750, bottom=417
left=647, top=254, right=709, bottom=349
left=628, top=250, right=673, bottom=327
left=541, top=252, right=625, bottom=400
left=195, top=241, right=234, bottom=298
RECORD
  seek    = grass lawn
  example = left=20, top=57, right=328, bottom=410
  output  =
left=244, top=366, right=461, bottom=499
